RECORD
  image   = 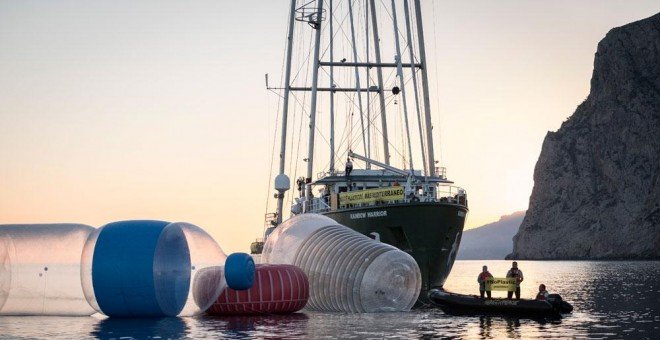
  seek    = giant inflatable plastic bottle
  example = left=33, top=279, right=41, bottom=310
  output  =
left=0, top=224, right=96, bottom=316
left=262, top=214, right=421, bottom=312
left=81, top=220, right=254, bottom=317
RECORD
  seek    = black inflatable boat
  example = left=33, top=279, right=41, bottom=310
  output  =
left=428, top=289, right=573, bottom=317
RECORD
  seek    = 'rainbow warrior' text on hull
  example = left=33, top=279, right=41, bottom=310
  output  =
left=256, top=0, right=468, bottom=306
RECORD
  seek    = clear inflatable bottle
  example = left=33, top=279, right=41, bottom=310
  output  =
left=262, top=214, right=421, bottom=312
left=0, top=224, right=96, bottom=316
left=81, top=220, right=254, bottom=317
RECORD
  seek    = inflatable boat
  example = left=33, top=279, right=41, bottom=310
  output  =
left=428, top=289, right=573, bottom=317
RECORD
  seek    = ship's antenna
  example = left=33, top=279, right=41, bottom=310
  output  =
left=304, top=0, right=324, bottom=200
left=369, top=0, right=391, bottom=165
left=403, top=0, right=427, bottom=176
left=348, top=0, right=369, bottom=168
left=413, top=0, right=436, bottom=176
left=390, top=0, right=415, bottom=174
left=274, top=0, right=298, bottom=225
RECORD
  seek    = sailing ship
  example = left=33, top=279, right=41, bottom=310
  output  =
left=255, top=0, right=468, bottom=306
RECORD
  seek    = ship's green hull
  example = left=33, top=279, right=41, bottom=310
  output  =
left=323, top=202, right=468, bottom=306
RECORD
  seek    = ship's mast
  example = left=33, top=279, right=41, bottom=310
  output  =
left=274, top=0, right=298, bottom=225
left=369, top=0, right=391, bottom=165
left=391, top=0, right=415, bottom=173
left=348, top=0, right=369, bottom=168
left=403, top=0, right=427, bottom=176
left=413, top=0, right=437, bottom=176
left=329, top=0, right=335, bottom=173
left=364, top=0, right=371, bottom=166
left=272, top=0, right=439, bottom=224
left=304, top=0, right=324, bottom=199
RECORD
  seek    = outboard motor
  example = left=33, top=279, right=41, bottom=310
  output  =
left=547, top=294, right=573, bottom=314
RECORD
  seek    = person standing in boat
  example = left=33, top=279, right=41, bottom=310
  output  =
left=477, top=265, right=493, bottom=298
left=506, top=261, right=524, bottom=300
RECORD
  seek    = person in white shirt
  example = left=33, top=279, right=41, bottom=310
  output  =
left=506, top=261, right=524, bottom=300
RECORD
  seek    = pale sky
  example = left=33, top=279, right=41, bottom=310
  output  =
left=1, top=1, right=658, bottom=253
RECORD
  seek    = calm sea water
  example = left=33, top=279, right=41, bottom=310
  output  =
left=0, top=261, right=658, bottom=339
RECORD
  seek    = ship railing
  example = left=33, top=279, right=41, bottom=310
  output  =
left=330, top=185, right=467, bottom=210
left=264, top=212, right=277, bottom=228
left=434, top=166, right=447, bottom=180
left=295, top=3, right=326, bottom=28
left=302, top=185, right=467, bottom=213
left=304, top=197, right=332, bottom=214
left=434, top=185, right=468, bottom=207
left=317, top=170, right=339, bottom=179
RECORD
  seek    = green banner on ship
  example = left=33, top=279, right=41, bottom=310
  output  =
left=339, top=187, right=404, bottom=206
left=486, top=277, right=517, bottom=291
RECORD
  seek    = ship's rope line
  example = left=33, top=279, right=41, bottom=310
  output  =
left=290, top=29, right=307, bottom=85
left=315, top=1, right=362, bottom=176
left=370, top=0, right=414, bottom=62
left=288, top=86, right=332, bottom=150
left=327, top=3, right=362, bottom=64
left=264, top=5, right=302, bottom=222
left=326, top=70, right=415, bottom=173
left=334, top=99, right=403, bottom=171
left=286, top=24, right=315, bottom=212
left=324, top=3, right=392, bottom=163
left=332, top=112, right=409, bottom=172
left=399, top=91, right=407, bottom=167
left=403, top=1, right=427, bottom=174
left=284, top=31, right=305, bottom=211
left=338, top=71, right=415, bottom=149
left=285, top=92, right=299, bottom=211
left=287, top=94, right=305, bottom=211
left=324, top=58, right=412, bottom=167
left=263, top=91, right=278, bottom=225
left=299, top=0, right=317, bottom=9
left=431, top=0, right=444, bottom=166
left=286, top=1, right=360, bottom=162
left=346, top=0, right=369, bottom=159
left=377, top=0, right=410, bottom=51
left=359, top=0, right=373, bottom=161
left=338, top=73, right=418, bottom=170
left=332, top=91, right=369, bottom=154
left=291, top=25, right=317, bottom=84
left=314, top=3, right=420, bottom=174
left=319, top=0, right=352, bottom=60
left=411, top=4, right=428, bottom=167
left=278, top=1, right=427, bottom=189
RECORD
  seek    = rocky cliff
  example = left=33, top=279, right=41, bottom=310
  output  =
left=508, top=13, right=660, bottom=259
left=457, top=211, right=524, bottom=260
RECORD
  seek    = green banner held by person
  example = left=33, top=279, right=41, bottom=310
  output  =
left=486, top=277, right=517, bottom=291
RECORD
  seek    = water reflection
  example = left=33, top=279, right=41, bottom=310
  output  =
left=91, top=317, right=188, bottom=339
left=0, top=261, right=657, bottom=339
left=479, top=316, right=493, bottom=338
left=193, top=313, right=309, bottom=339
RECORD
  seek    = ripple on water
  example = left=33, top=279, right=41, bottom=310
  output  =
left=0, top=261, right=658, bottom=339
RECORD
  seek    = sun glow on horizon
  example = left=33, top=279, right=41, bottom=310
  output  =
left=1, top=1, right=658, bottom=252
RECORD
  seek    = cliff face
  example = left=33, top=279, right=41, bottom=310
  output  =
left=509, top=13, right=660, bottom=259
left=457, top=211, right=524, bottom=260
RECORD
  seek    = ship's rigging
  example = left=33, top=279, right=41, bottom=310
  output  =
left=263, top=0, right=448, bottom=229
